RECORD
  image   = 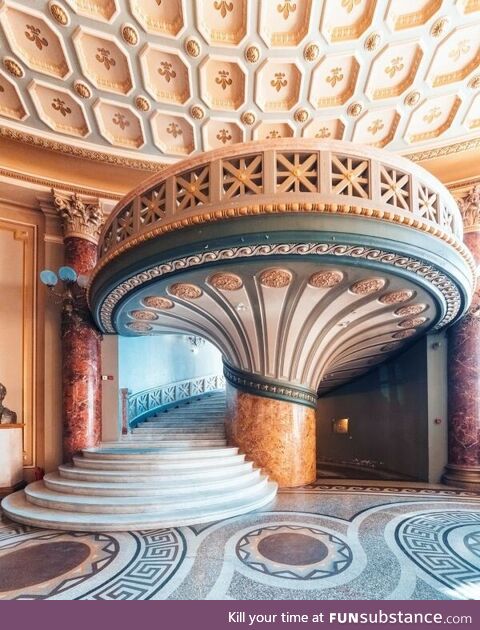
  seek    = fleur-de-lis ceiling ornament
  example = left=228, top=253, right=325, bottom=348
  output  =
left=215, top=69, right=232, bottom=90
left=449, top=39, right=471, bottom=62
left=326, top=67, right=344, bottom=87
left=166, top=122, right=182, bottom=138
left=96, top=47, right=115, bottom=70
left=216, top=128, right=232, bottom=144
left=51, top=97, right=71, bottom=117
left=158, top=61, right=176, bottom=82
left=214, top=1, right=233, bottom=18
left=25, top=25, right=48, bottom=51
left=277, top=2, right=297, bottom=19
left=315, top=127, right=331, bottom=138
left=271, top=72, right=288, bottom=92
left=368, top=119, right=384, bottom=135
left=341, top=0, right=361, bottom=13
left=423, top=107, right=442, bottom=124
left=155, top=0, right=162, bottom=5
left=0, top=84, right=4, bottom=93
left=267, top=130, right=281, bottom=139
left=112, top=112, right=130, bottom=130
left=385, top=56, right=404, bottom=79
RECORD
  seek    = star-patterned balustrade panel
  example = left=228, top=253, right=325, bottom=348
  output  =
left=0, top=0, right=479, bottom=163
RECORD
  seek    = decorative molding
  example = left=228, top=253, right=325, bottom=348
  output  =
left=95, top=242, right=464, bottom=334
left=126, top=374, right=225, bottom=426
left=0, top=167, right=122, bottom=201
left=0, top=126, right=163, bottom=172
left=457, top=185, right=480, bottom=233
left=52, top=190, right=104, bottom=243
left=223, top=362, right=317, bottom=408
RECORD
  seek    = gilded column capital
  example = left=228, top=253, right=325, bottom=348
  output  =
left=458, top=185, right=480, bottom=234
left=52, top=189, right=104, bottom=244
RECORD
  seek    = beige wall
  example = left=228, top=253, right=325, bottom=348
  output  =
left=0, top=195, right=63, bottom=478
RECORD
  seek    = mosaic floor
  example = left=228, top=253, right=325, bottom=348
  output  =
left=1, top=481, right=480, bottom=600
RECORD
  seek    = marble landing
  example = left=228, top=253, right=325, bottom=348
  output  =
left=0, top=481, right=479, bottom=600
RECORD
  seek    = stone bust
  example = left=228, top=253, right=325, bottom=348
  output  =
left=0, top=383, right=17, bottom=424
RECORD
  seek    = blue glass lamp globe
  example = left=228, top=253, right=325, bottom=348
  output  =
left=39, top=270, right=58, bottom=287
left=58, top=266, right=78, bottom=283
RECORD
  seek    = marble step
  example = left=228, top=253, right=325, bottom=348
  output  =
left=81, top=446, right=237, bottom=460
left=133, top=431, right=226, bottom=439
left=150, top=414, right=225, bottom=420
left=58, top=460, right=254, bottom=483
left=137, top=425, right=224, bottom=433
left=142, top=423, right=224, bottom=429
left=44, top=468, right=262, bottom=496
left=118, top=436, right=227, bottom=447
left=24, top=477, right=270, bottom=514
left=73, top=453, right=246, bottom=471
left=113, top=433, right=225, bottom=450
left=1, top=481, right=277, bottom=531
left=132, top=427, right=224, bottom=436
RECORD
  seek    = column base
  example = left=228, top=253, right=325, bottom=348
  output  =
left=443, top=464, right=480, bottom=491
left=225, top=382, right=316, bottom=488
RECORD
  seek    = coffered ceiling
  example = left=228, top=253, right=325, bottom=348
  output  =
left=0, top=0, right=479, bottom=166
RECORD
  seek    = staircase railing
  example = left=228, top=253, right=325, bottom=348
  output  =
left=120, top=374, right=225, bottom=431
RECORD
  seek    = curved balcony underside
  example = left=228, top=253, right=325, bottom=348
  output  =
left=89, top=140, right=475, bottom=396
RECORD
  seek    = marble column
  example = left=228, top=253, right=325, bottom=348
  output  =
left=225, top=383, right=316, bottom=488
left=444, top=185, right=480, bottom=490
left=53, top=191, right=104, bottom=461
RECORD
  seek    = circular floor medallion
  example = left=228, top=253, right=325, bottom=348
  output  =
left=0, top=542, right=90, bottom=591
left=236, top=524, right=352, bottom=580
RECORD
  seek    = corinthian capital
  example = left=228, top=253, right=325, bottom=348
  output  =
left=458, top=184, right=480, bottom=234
left=52, top=189, right=104, bottom=244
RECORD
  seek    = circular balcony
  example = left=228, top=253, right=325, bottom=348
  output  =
left=89, top=140, right=474, bottom=396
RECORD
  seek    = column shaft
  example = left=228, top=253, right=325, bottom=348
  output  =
left=225, top=383, right=316, bottom=488
left=444, top=188, right=480, bottom=489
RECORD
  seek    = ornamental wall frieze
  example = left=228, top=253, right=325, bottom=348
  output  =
left=95, top=242, right=463, bottom=334
left=223, top=363, right=318, bottom=409
left=94, top=201, right=475, bottom=280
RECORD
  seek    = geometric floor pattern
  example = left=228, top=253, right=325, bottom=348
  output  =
left=1, top=482, right=479, bottom=600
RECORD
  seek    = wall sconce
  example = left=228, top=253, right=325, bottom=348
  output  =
left=39, top=266, right=89, bottom=310
left=186, top=335, right=206, bottom=354
left=332, top=417, right=350, bottom=435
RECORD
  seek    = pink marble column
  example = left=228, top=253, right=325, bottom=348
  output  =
left=54, top=192, right=104, bottom=461
left=225, top=384, right=316, bottom=488
left=444, top=186, right=480, bottom=490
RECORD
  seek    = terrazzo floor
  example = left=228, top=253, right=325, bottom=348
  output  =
left=1, top=480, right=479, bottom=600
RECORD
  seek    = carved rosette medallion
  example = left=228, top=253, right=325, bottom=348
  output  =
left=395, top=304, right=426, bottom=317
left=209, top=273, right=243, bottom=291
left=185, top=39, right=200, bottom=57
left=392, top=329, right=416, bottom=339
left=122, top=24, right=139, bottom=46
left=3, top=58, right=24, bottom=78
left=259, top=269, right=292, bottom=288
left=347, top=102, right=363, bottom=117
left=169, top=283, right=203, bottom=299
left=49, top=2, right=69, bottom=26
left=129, top=310, right=158, bottom=321
left=241, top=111, right=256, bottom=126
left=404, top=91, right=420, bottom=107
left=52, top=190, right=104, bottom=244
left=303, top=43, right=319, bottom=62
left=190, top=105, right=205, bottom=120
left=350, top=278, right=385, bottom=295
left=398, top=316, right=427, bottom=328
left=142, top=296, right=174, bottom=309
left=126, top=322, right=153, bottom=332
left=74, top=81, right=92, bottom=99
left=294, top=109, right=309, bottom=123
left=308, top=270, right=344, bottom=288
left=245, top=45, right=260, bottom=63
left=135, top=96, right=150, bottom=111
left=379, top=290, right=414, bottom=304
left=364, top=33, right=380, bottom=52
left=458, top=185, right=480, bottom=233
